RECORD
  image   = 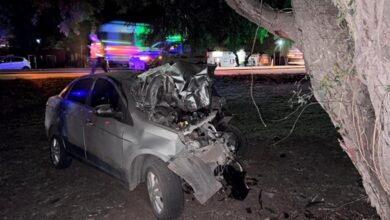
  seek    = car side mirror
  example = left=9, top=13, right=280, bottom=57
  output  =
left=94, top=104, right=123, bottom=120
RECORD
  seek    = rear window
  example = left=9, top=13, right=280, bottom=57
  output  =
left=67, top=79, right=94, bottom=104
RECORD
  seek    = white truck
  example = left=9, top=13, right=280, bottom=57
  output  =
left=207, top=50, right=246, bottom=67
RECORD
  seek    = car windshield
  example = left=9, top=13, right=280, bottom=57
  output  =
left=151, top=42, right=165, bottom=49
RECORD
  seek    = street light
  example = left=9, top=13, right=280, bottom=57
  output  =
left=35, top=38, right=41, bottom=69
left=276, top=38, right=284, bottom=47
left=273, top=39, right=285, bottom=65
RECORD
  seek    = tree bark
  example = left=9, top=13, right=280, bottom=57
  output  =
left=225, top=0, right=299, bottom=45
left=226, top=0, right=390, bottom=218
left=232, top=51, right=240, bottom=66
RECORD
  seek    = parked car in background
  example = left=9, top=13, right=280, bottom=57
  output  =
left=128, top=42, right=163, bottom=70
left=0, top=56, right=31, bottom=70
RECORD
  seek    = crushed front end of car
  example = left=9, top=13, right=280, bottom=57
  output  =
left=131, top=62, right=249, bottom=203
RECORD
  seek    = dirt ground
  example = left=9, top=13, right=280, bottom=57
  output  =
left=0, top=75, right=380, bottom=220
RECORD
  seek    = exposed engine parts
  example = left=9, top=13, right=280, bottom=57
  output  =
left=132, top=62, right=249, bottom=203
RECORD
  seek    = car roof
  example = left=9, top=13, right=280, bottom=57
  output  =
left=80, top=71, right=136, bottom=81
left=0, top=55, right=25, bottom=59
left=78, top=71, right=138, bottom=90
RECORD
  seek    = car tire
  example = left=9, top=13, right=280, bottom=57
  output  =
left=22, top=66, right=30, bottom=69
left=145, top=158, right=184, bottom=220
left=49, top=136, right=72, bottom=169
left=219, top=124, right=247, bottom=156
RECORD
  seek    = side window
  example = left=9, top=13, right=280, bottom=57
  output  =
left=3, top=58, right=11, bottom=63
left=67, top=79, right=93, bottom=104
left=12, top=57, right=23, bottom=62
left=90, top=79, right=121, bottom=111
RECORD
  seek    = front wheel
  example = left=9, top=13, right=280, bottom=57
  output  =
left=145, top=159, right=184, bottom=220
left=218, top=124, right=247, bottom=156
left=49, top=136, right=72, bottom=169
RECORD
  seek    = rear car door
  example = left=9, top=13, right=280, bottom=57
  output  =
left=61, top=78, right=94, bottom=156
left=84, top=78, right=126, bottom=176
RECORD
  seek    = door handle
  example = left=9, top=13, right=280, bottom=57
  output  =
left=85, top=119, right=94, bottom=126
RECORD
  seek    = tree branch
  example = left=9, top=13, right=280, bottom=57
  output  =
left=225, top=0, right=299, bottom=43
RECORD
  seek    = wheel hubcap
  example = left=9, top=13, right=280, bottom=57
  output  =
left=147, top=171, right=164, bottom=214
left=51, top=138, right=60, bottom=165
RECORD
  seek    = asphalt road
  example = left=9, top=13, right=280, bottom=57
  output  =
left=0, top=66, right=306, bottom=80
left=0, top=68, right=120, bottom=80
left=214, top=65, right=306, bottom=76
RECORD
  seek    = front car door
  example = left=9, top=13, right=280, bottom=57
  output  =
left=61, top=78, right=94, bottom=157
left=0, top=57, right=12, bottom=69
left=84, top=78, right=127, bottom=177
left=11, top=57, right=24, bottom=69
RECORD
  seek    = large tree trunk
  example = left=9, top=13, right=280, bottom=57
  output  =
left=226, top=0, right=390, bottom=218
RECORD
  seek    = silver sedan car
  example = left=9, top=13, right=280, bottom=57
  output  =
left=45, top=64, right=247, bottom=219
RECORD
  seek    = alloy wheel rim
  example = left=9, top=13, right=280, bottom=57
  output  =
left=147, top=171, right=164, bottom=214
left=51, top=138, right=60, bottom=165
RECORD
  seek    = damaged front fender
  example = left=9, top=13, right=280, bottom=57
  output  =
left=168, top=139, right=248, bottom=204
left=168, top=156, right=222, bottom=204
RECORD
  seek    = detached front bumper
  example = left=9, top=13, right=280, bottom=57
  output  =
left=168, top=157, right=221, bottom=203
left=168, top=142, right=233, bottom=204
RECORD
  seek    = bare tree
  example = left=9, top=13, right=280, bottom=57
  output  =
left=226, top=0, right=390, bottom=218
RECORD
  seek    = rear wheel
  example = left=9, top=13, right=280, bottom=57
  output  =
left=22, top=66, right=30, bottom=69
left=145, top=159, right=184, bottom=220
left=50, top=136, right=72, bottom=169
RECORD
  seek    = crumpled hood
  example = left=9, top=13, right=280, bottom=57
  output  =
left=132, top=62, right=211, bottom=113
